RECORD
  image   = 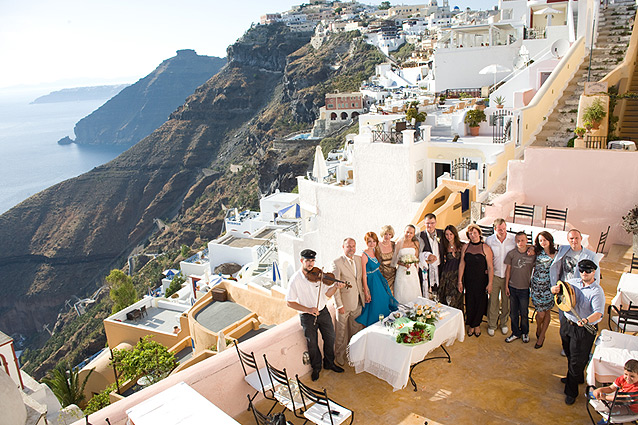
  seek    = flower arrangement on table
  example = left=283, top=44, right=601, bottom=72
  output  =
left=383, top=304, right=442, bottom=345
left=399, top=253, right=419, bottom=275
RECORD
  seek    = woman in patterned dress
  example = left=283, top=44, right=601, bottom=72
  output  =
left=438, top=225, right=465, bottom=311
left=377, top=225, right=396, bottom=294
left=530, top=231, right=557, bottom=349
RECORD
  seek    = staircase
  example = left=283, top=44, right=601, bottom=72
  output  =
left=618, top=59, right=638, bottom=140
left=534, top=0, right=635, bottom=147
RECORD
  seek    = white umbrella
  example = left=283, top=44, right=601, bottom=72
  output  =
left=534, top=6, right=561, bottom=26
left=217, top=331, right=227, bottom=352
left=312, top=145, right=329, bottom=183
left=479, top=64, right=512, bottom=87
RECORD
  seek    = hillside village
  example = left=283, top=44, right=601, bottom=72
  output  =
left=3, top=0, right=638, bottom=424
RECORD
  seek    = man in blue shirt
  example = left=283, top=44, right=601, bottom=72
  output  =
left=551, top=259, right=605, bottom=405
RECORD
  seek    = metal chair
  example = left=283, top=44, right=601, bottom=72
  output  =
left=586, top=385, right=638, bottom=424
left=631, top=254, right=638, bottom=273
left=608, top=302, right=638, bottom=334
left=513, top=202, right=535, bottom=226
left=247, top=394, right=292, bottom=425
left=597, top=226, right=611, bottom=254
left=234, top=341, right=274, bottom=409
left=264, top=355, right=304, bottom=417
left=296, top=375, right=353, bottom=425
left=544, top=205, right=568, bottom=230
left=477, top=224, right=494, bottom=237
left=140, top=305, right=147, bottom=318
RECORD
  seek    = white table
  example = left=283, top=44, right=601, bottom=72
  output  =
left=505, top=222, right=590, bottom=248
left=611, top=273, right=638, bottom=308
left=347, top=297, right=465, bottom=391
left=586, top=330, right=638, bottom=386
left=126, top=381, right=239, bottom=425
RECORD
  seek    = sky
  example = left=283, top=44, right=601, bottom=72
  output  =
left=0, top=0, right=498, bottom=91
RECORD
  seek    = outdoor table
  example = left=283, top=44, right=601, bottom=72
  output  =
left=505, top=222, right=590, bottom=248
left=586, top=330, right=638, bottom=386
left=348, top=297, right=464, bottom=391
left=611, top=273, right=638, bottom=308
left=126, top=381, right=239, bottom=424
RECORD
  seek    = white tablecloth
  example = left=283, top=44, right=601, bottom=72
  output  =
left=611, top=273, right=638, bottom=308
left=126, top=381, right=239, bottom=425
left=505, top=222, right=590, bottom=248
left=347, top=297, right=465, bottom=391
left=586, top=330, right=638, bottom=386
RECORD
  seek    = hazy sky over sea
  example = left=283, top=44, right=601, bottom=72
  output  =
left=0, top=0, right=498, bottom=91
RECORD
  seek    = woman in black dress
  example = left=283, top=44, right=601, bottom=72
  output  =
left=458, top=224, right=493, bottom=337
left=438, top=224, right=465, bottom=311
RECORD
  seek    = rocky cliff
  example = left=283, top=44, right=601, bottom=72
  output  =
left=70, top=49, right=226, bottom=146
left=3, top=24, right=385, bottom=375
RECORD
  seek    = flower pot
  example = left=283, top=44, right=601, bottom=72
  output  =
left=592, top=121, right=601, bottom=130
left=496, top=105, right=504, bottom=109
left=469, top=126, right=479, bottom=136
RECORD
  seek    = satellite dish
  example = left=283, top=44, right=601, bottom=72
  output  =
left=550, top=39, right=569, bottom=59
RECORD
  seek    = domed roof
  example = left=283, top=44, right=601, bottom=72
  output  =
left=0, top=371, right=26, bottom=425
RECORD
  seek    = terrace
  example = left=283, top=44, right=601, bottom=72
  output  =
left=82, top=247, right=636, bottom=425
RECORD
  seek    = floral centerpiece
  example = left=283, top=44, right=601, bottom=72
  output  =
left=622, top=205, right=638, bottom=252
left=406, top=303, right=441, bottom=325
left=384, top=303, right=442, bottom=345
left=399, top=253, right=419, bottom=275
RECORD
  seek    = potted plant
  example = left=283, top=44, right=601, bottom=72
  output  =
left=622, top=205, right=638, bottom=253
left=582, top=98, right=607, bottom=130
left=406, top=104, right=426, bottom=126
left=574, top=127, right=586, bottom=138
left=438, top=95, right=446, bottom=105
left=494, top=95, right=505, bottom=109
left=583, top=120, right=593, bottom=133
left=464, top=109, right=486, bottom=136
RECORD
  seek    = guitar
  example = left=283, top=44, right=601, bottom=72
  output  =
left=555, top=280, right=597, bottom=335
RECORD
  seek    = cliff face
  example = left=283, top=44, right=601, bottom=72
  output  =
left=71, top=49, right=226, bottom=146
left=3, top=24, right=385, bottom=374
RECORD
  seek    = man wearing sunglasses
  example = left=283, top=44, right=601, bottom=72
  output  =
left=551, top=259, right=604, bottom=406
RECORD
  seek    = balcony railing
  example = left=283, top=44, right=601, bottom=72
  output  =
left=585, top=135, right=608, bottom=149
left=372, top=129, right=403, bottom=144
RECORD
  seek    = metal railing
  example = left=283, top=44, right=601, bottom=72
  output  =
left=438, top=88, right=481, bottom=99
left=372, top=129, right=403, bottom=144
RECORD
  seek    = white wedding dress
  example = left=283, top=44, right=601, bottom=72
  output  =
left=393, top=247, right=422, bottom=304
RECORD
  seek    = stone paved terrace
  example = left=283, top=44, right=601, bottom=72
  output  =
left=235, top=244, right=635, bottom=424
left=194, top=300, right=252, bottom=333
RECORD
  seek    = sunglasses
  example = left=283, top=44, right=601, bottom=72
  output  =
left=579, top=269, right=595, bottom=274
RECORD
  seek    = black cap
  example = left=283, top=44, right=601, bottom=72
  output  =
left=578, top=259, right=598, bottom=273
left=300, top=249, right=316, bottom=260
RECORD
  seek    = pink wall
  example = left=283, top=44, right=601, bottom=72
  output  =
left=79, top=314, right=313, bottom=425
left=485, top=147, right=638, bottom=248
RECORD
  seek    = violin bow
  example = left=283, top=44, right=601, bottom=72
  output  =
left=313, top=269, right=324, bottom=325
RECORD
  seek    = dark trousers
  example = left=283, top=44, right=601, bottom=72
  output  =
left=560, top=319, right=597, bottom=398
left=508, top=286, right=530, bottom=337
left=300, top=307, right=336, bottom=372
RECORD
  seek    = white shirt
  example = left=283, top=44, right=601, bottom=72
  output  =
left=485, top=233, right=516, bottom=278
left=420, top=231, right=440, bottom=269
left=286, top=269, right=332, bottom=313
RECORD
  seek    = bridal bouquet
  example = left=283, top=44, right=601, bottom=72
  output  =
left=395, top=320, right=435, bottom=345
left=399, top=254, right=419, bottom=275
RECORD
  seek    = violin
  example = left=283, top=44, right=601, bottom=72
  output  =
left=303, top=267, right=352, bottom=289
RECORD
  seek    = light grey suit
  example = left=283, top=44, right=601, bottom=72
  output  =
left=331, top=254, right=365, bottom=366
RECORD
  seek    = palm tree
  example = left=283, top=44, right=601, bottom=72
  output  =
left=42, top=363, right=93, bottom=407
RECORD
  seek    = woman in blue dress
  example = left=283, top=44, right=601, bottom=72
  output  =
left=356, top=231, right=398, bottom=327
left=531, top=231, right=557, bottom=349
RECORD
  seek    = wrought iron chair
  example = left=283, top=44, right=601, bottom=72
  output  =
left=234, top=341, right=274, bottom=409
left=477, top=224, right=494, bottom=237
left=597, top=226, right=611, bottom=254
left=631, top=254, right=638, bottom=273
left=544, top=205, right=568, bottom=230
left=264, top=355, right=305, bottom=418
left=296, top=374, right=353, bottom=425
left=586, top=385, right=638, bottom=424
left=608, top=302, right=638, bottom=334
left=247, top=394, right=292, bottom=425
left=513, top=202, right=535, bottom=226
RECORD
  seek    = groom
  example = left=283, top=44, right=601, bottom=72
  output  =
left=418, top=213, right=445, bottom=300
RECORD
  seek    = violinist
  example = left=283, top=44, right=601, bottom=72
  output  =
left=286, top=249, right=345, bottom=381
left=330, top=238, right=365, bottom=367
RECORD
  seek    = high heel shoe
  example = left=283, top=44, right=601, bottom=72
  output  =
left=467, top=328, right=474, bottom=337
left=534, top=339, right=544, bottom=349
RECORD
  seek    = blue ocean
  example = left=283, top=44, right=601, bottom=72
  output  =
left=0, top=91, right=126, bottom=214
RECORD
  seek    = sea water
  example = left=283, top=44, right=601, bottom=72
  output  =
left=0, top=91, right=126, bottom=214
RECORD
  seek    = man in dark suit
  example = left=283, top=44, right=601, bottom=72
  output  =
left=418, top=213, right=445, bottom=300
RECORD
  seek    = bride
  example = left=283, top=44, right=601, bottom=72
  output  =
left=391, top=224, right=422, bottom=304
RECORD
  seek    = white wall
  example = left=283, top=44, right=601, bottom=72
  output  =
left=207, top=242, right=256, bottom=271
left=434, top=44, right=519, bottom=91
